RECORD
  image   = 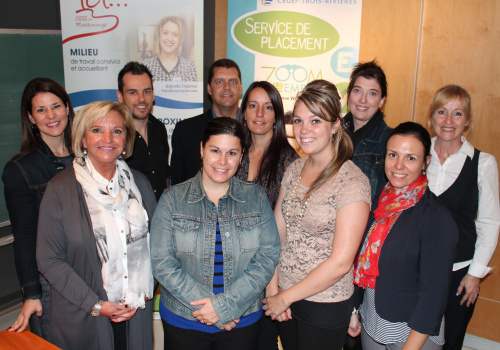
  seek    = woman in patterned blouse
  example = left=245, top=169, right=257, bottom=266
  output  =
left=143, top=16, right=197, bottom=82
left=263, top=80, right=371, bottom=350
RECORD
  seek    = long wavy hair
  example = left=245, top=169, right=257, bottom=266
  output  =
left=296, top=79, right=353, bottom=203
left=238, top=81, right=295, bottom=193
left=19, top=78, right=74, bottom=155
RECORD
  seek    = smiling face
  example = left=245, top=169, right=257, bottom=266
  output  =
left=385, top=134, right=430, bottom=191
left=431, top=98, right=469, bottom=148
left=117, top=72, right=154, bottom=121
left=207, top=67, right=243, bottom=112
left=29, top=92, right=69, bottom=142
left=292, top=100, right=339, bottom=159
left=159, top=21, right=180, bottom=55
left=82, top=110, right=127, bottom=175
left=244, top=87, right=275, bottom=138
left=200, top=134, right=242, bottom=190
left=348, top=76, right=385, bottom=131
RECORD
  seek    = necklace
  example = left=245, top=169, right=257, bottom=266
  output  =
left=285, top=159, right=316, bottom=241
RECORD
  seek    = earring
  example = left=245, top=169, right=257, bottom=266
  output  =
left=122, top=151, right=126, bottom=155
left=422, top=169, right=426, bottom=175
left=83, top=148, right=88, bottom=155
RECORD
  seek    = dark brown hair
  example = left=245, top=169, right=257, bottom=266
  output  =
left=19, top=78, right=74, bottom=155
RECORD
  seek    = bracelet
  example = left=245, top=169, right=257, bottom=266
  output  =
left=352, top=307, right=359, bottom=316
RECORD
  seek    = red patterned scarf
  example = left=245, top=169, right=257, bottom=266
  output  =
left=353, top=174, right=428, bottom=289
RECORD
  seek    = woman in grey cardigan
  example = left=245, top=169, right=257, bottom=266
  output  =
left=37, top=101, right=156, bottom=350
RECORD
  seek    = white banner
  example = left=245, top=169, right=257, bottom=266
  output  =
left=228, top=0, right=362, bottom=114
left=60, top=0, right=204, bottom=138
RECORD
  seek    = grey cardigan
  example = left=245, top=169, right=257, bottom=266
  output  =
left=37, top=166, right=157, bottom=350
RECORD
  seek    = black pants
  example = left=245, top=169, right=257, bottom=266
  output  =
left=162, top=318, right=261, bottom=350
left=257, top=313, right=280, bottom=350
left=344, top=334, right=363, bottom=350
left=278, top=317, right=348, bottom=350
left=111, top=320, right=127, bottom=350
left=443, top=268, right=477, bottom=350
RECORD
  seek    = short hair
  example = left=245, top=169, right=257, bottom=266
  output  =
left=347, top=60, right=388, bottom=98
left=207, top=58, right=241, bottom=85
left=19, top=78, right=74, bottom=155
left=118, top=61, right=153, bottom=93
left=388, top=122, right=431, bottom=159
left=427, top=84, right=473, bottom=137
left=294, top=79, right=353, bottom=202
left=238, top=81, right=294, bottom=192
left=152, top=16, right=185, bottom=57
left=202, top=117, right=246, bottom=151
left=72, top=101, right=136, bottom=159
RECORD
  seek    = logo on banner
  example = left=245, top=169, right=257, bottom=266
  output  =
left=232, top=11, right=339, bottom=58
left=62, top=1, right=129, bottom=44
left=262, top=0, right=273, bottom=5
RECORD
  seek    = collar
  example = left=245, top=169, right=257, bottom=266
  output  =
left=188, top=171, right=245, bottom=204
left=85, top=156, right=119, bottom=196
left=211, top=106, right=240, bottom=119
left=431, top=136, right=474, bottom=159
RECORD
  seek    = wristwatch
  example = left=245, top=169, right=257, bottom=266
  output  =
left=91, top=300, right=104, bottom=317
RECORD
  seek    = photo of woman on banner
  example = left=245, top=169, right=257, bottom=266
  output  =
left=143, top=15, right=198, bottom=82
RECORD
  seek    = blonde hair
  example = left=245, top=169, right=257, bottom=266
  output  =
left=295, top=80, right=353, bottom=203
left=153, top=16, right=184, bottom=57
left=427, top=84, right=474, bottom=138
left=72, top=101, right=135, bottom=158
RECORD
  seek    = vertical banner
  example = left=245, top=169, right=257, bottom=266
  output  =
left=60, top=0, right=204, bottom=138
left=227, top=0, right=362, bottom=114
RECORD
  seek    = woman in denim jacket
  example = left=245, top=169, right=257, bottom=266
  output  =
left=344, top=60, right=393, bottom=205
left=2, top=78, right=74, bottom=339
left=151, top=117, right=281, bottom=350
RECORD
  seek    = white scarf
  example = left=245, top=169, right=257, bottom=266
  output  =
left=74, top=157, right=153, bottom=309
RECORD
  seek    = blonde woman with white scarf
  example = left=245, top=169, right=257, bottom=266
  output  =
left=37, top=101, right=156, bottom=350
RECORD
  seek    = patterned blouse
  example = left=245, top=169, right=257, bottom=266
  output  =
left=278, top=158, right=371, bottom=303
left=143, top=56, right=197, bottom=82
left=235, top=145, right=299, bottom=209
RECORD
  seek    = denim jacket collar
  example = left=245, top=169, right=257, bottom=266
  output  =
left=188, top=171, right=245, bottom=204
left=35, top=134, right=68, bottom=171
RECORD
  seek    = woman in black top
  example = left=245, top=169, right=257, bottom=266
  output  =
left=236, top=81, right=298, bottom=349
left=236, top=81, right=298, bottom=209
left=2, top=78, right=75, bottom=339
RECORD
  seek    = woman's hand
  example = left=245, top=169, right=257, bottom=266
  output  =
left=99, top=301, right=137, bottom=322
left=219, top=319, right=240, bottom=331
left=348, top=314, right=361, bottom=337
left=191, top=298, right=220, bottom=326
left=457, top=274, right=481, bottom=307
left=262, top=292, right=292, bottom=320
left=8, top=299, right=43, bottom=332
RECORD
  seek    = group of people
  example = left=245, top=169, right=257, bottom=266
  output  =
left=3, top=57, right=498, bottom=350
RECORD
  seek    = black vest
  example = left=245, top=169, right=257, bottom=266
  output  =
left=438, top=149, right=480, bottom=263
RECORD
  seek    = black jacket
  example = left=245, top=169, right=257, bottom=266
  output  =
left=2, top=137, right=73, bottom=299
left=170, top=108, right=214, bottom=185
left=373, top=189, right=458, bottom=335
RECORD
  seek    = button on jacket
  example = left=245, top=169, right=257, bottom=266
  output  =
left=151, top=171, right=281, bottom=328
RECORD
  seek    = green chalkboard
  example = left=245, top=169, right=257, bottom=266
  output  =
left=0, top=33, right=64, bottom=223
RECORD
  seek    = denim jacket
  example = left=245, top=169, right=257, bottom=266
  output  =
left=345, top=111, right=392, bottom=204
left=151, top=171, right=280, bottom=327
left=2, top=136, right=72, bottom=299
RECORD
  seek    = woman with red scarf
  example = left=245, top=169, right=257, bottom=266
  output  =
left=351, top=122, right=458, bottom=350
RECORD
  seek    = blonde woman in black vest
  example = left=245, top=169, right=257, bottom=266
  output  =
left=426, top=85, right=500, bottom=350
